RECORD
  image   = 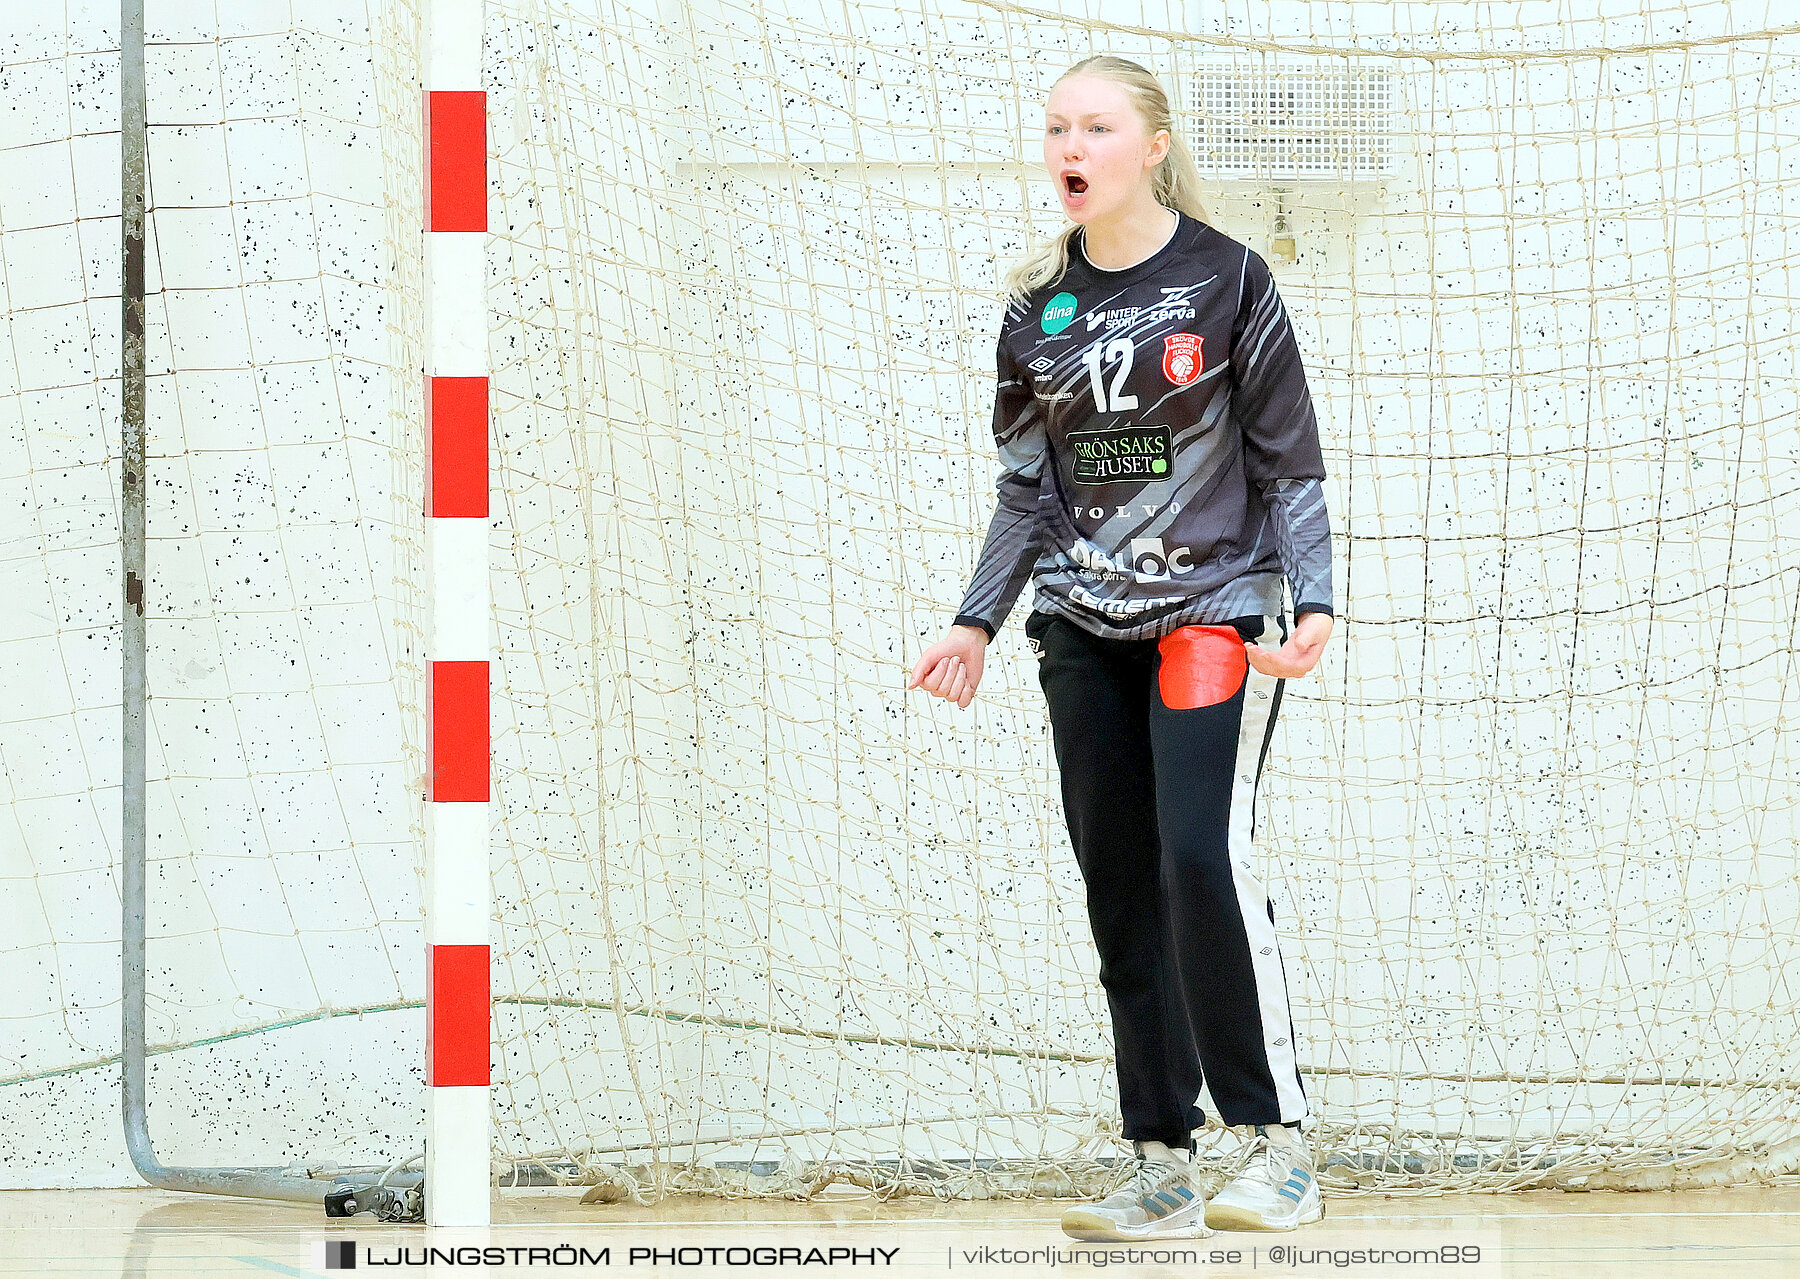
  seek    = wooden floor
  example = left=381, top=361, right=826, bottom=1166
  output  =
left=4, top=1184, right=1796, bottom=1276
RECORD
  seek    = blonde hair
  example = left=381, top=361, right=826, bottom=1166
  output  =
left=1001, top=55, right=1211, bottom=303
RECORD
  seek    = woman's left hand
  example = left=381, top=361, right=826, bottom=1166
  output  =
left=1244, top=611, right=1334, bottom=679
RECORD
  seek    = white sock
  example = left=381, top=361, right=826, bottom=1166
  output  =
left=1261, top=1123, right=1305, bottom=1151
left=1140, top=1139, right=1189, bottom=1164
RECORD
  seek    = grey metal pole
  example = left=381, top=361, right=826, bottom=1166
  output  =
left=117, top=0, right=410, bottom=1209
left=118, top=0, right=152, bottom=1190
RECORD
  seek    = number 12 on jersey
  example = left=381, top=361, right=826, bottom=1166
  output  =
left=1082, top=338, right=1138, bottom=413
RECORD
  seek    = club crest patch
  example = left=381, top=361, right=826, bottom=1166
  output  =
left=1162, top=333, right=1204, bottom=386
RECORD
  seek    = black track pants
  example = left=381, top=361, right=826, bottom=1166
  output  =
left=1025, top=609, right=1309, bottom=1147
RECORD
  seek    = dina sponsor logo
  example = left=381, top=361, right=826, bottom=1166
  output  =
left=1040, top=292, right=1079, bottom=335
left=1068, top=424, right=1171, bottom=483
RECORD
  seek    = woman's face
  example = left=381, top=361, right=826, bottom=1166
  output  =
left=1043, top=75, right=1167, bottom=223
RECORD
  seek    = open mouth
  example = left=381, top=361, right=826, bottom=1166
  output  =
left=1065, top=173, right=1088, bottom=196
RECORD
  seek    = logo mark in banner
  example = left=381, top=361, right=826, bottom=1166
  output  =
left=314, top=1240, right=357, bottom=1270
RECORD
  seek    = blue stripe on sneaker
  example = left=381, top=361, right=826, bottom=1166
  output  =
left=1279, top=1184, right=1304, bottom=1202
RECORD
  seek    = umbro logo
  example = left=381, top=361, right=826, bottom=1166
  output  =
left=1029, top=356, right=1054, bottom=372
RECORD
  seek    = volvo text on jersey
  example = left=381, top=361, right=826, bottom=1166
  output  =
left=953, top=211, right=1334, bottom=642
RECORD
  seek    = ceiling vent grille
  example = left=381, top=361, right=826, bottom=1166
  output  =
left=1190, top=66, right=1398, bottom=181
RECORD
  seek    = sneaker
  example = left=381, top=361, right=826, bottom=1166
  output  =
left=1061, top=1144, right=1213, bottom=1241
left=1205, top=1125, right=1324, bottom=1231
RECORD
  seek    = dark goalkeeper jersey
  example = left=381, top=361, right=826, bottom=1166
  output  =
left=953, top=210, right=1334, bottom=642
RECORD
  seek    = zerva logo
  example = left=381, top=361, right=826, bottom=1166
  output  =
left=1040, top=292, right=1078, bottom=335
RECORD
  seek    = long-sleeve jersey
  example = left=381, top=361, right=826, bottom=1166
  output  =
left=953, top=210, right=1334, bottom=642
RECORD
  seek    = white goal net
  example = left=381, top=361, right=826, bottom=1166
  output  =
left=4, top=0, right=1798, bottom=1196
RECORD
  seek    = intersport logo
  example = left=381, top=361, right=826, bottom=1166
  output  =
left=1085, top=305, right=1140, bottom=332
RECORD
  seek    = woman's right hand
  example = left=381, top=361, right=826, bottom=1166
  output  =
left=907, top=624, right=990, bottom=709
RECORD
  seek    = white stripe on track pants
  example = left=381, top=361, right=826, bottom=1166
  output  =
left=1027, top=608, right=1309, bottom=1145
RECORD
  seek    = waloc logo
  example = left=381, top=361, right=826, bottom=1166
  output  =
left=1066, top=536, right=1197, bottom=583
left=1068, top=424, right=1171, bottom=483
left=315, top=1240, right=356, bottom=1270
left=1040, top=291, right=1078, bottom=334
